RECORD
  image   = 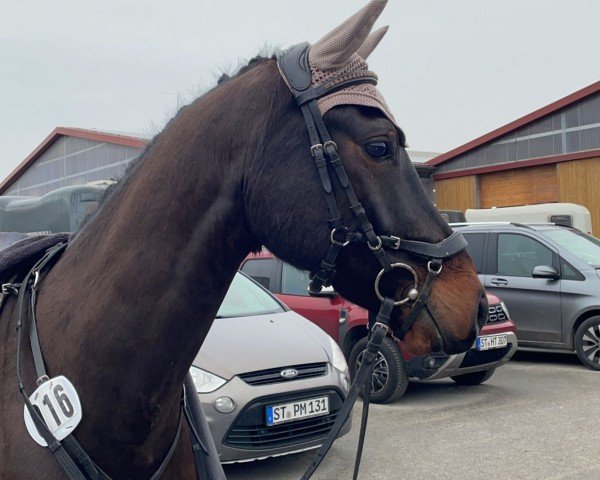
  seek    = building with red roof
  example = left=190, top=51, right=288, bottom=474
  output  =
left=1, top=127, right=148, bottom=197
left=428, top=81, right=600, bottom=233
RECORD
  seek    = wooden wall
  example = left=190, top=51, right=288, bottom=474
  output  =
left=434, top=176, right=477, bottom=211
left=557, top=156, right=600, bottom=235
left=479, top=164, right=558, bottom=208
left=434, top=157, right=600, bottom=235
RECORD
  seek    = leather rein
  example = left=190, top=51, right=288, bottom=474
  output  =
left=277, top=43, right=468, bottom=480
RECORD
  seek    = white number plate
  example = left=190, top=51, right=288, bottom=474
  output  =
left=23, top=375, right=82, bottom=446
left=266, top=396, right=329, bottom=426
left=476, top=334, right=508, bottom=351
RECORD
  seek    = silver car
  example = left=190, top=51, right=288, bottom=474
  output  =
left=189, top=273, right=351, bottom=463
left=454, top=223, right=600, bottom=370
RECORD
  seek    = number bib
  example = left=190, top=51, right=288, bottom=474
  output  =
left=23, top=375, right=82, bottom=446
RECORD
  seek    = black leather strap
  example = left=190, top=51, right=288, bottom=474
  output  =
left=300, top=298, right=394, bottom=480
left=14, top=242, right=200, bottom=480
left=399, top=261, right=442, bottom=339
left=394, top=231, right=467, bottom=259
left=346, top=230, right=467, bottom=260
left=183, top=372, right=227, bottom=480
left=278, top=41, right=464, bottom=480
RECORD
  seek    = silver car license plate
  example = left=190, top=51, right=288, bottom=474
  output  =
left=266, top=396, right=329, bottom=426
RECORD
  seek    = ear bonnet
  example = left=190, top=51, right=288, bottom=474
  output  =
left=278, top=0, right=397, bottom=126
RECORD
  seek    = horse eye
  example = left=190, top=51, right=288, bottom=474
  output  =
left=364, top=141, right=389, bottom=159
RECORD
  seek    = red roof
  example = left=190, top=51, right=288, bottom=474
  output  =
left=427, top=80, right=600, bottom=168
left=0, top=127, right=148, bottom=194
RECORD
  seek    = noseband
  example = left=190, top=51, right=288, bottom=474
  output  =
left=277, top=43, right=467, bottom=342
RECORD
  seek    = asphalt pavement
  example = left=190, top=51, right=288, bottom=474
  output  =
left=224, top=352, right=600, bottom=480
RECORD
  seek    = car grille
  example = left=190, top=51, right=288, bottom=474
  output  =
left=239, top=363, right=328, bottom=386
left=487, top=304, right=507, bottom=323
left=459, top=344, right=513, bottom=368
left=223, top=388, right=344, bottom=449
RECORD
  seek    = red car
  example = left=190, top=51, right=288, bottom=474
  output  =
left=240, top=251, right=518, bottom=403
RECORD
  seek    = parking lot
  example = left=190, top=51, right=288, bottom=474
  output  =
left=225, top=352, right=600, bottom=480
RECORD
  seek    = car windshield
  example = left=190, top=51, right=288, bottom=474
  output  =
left=544, top=229, right=600, bottom=268
left=216, top=273, right=285, bottom=318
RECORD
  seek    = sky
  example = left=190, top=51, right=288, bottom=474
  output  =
left=1, top=0, right=599, bottom=179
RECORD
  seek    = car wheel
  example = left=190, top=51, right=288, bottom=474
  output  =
left=348, top=336, right=408, bottom=404
left=451, top=368, right=495, bottom=386
left=574, top=316, right=600, bottom=371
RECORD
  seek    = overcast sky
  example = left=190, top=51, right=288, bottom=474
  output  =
left=1, top=0, right=599, bottom=179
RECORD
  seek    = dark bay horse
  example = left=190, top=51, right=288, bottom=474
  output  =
left=0, top=1, right=487, bottom=478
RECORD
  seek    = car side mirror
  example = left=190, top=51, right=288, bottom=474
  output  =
left=308, top=285, right=339, bottom=299
left=532, top=265, right=560, bottom=280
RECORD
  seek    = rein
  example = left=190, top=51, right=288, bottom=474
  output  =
left=277, top=43, right=468, bottom=479
left=4, top=241, right=214, bottom=480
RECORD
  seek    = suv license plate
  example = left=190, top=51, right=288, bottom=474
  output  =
left=266, top=396, right=329, bottom=426
left=476, top=334, right=508, bottom=351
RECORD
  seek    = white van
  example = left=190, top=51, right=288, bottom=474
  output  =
left=465, top=203, right=593, bottom=235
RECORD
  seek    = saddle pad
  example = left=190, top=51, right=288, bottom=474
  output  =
left=0, top=232, right=70, bottom=284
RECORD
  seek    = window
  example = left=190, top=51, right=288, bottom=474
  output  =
left=462, top=233, right=485, bottom=273
left=561, top=260, right=584, bottom=281
left=497, top=234, right=554, bottom=277
left=543, top=229, right=600, bottom=268
left=239, top=258, right=275, bottom=289
left=216, top=273, right=284, bottom=318
left=281, top=263, right=311, bottom=296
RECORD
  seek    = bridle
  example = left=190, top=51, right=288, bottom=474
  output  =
left=277, top=42, right=467, bottom=343
left=277, top=43, right=468, bottom=479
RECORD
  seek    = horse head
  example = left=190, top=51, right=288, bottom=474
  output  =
left=241, top=0, right=487, bottom=355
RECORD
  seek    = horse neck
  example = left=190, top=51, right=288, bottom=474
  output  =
left=34, top=76, right=265, bottom=475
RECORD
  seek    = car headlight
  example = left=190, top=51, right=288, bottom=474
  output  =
left=328, top=337, right=348, bottom=373
left=189, top=366, right=226, bottom=393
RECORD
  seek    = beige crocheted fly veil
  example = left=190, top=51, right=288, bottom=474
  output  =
left=306, top=0, right=396, bottom=126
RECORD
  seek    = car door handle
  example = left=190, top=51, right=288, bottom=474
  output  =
left=490, top=278, right=508, bottom=286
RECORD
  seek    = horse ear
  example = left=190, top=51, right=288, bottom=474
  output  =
left=356, top=25, right=389, bottom=60
left=309, top=0, right=388, bottom=71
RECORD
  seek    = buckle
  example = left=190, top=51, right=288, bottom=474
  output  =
left=389, top=236, right=401, bottom=250
left=323, top=140, right=338, bottom=155
left=2, top=283, right=19, bottom=296
left=310, top=144, right=324, bottom=157
left=371, top=321, right=389, bottom=336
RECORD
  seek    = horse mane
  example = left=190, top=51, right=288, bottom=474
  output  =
left=76, top=53, right=276, bottom=236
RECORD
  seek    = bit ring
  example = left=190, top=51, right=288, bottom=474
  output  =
left=374, top=263, right=419, bottom=306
